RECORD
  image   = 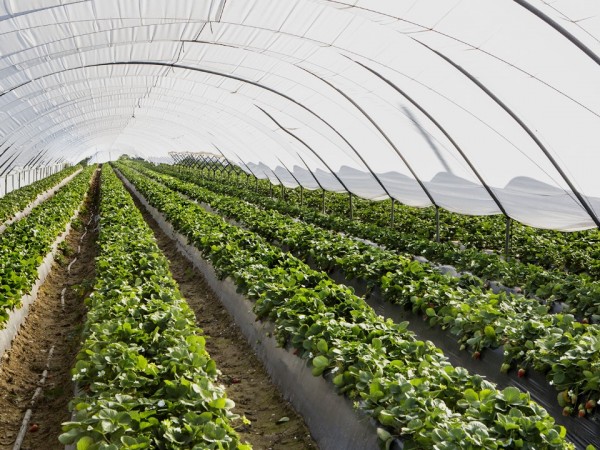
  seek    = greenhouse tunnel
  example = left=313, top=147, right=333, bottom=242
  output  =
left=0, top=0, right=598, bottom=230
left=1, top=1, right=600, bottom=450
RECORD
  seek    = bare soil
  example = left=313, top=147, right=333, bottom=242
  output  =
left=129, top=187, right=318, bottom=450
left=0, top=170, right=99, bottom=450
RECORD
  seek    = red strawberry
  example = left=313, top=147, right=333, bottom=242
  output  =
left=472, top=351, right=481, bottom=360
left=585, top=400, right=596, bottom=410
left=578, top=409, right=586, bottom=418
left=517, top=368, right=526, bottom=378
left=28, top=423, right=39, bottom=432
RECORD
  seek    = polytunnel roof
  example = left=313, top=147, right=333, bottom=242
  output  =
left=0, top=0, right=599, bottom=231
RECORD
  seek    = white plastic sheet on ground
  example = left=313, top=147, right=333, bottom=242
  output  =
left=0, top=0, right=599, bottom=230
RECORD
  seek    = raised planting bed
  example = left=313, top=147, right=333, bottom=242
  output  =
left=59, top=166, right=249, bottom=449
left=151, top=162, right=600, bottom=320
left=116, top=163, right=576, bottom=450
left=0, top=166, right=96, bottom=359
left=0, top=165, right=80, bottom=231
left=123, top=161, right=600, bottom=422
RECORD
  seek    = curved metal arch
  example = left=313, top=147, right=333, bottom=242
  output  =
left=0, top=41, right=394, bottom=191
left=294, top=152, right=325, bottom=191
left=28, top=121, right=190, bottom=161
left=9, top=107, right=281, bottom=169
left=1, top=88, right=287, bottom=156
left=0, top=61, right=390, bottom=194
left=513, top=0, right=600, bottom=67
left=0, top=15, right=564, bottom=203
left=0, top=31, right=424, bottom=191
left=256, top=105, right=350, bottom=193
left=298, top=66, right=437, bottom=206
left=16, top=99, right=325, bottom=181
left=2, top=1, right=596, bottom=125
left=0, top=79, right=339, bottom=180
left=349, top=57, right=508, bottom=216
left=315, top=0, right=600, bottom=120
left=415, top=39, right=600, bottom=228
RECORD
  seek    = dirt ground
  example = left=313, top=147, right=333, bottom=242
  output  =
left=129, top=186, right=318, bottom=450
left=0, top=170, right=99, bottom=449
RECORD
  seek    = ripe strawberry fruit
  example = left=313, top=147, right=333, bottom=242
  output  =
left=585, top=400, right=596, bottom=410
left=28, top=423, right=39, bottom=432
left=472, top=351, right=481, bottom=360
left=517, top=368, right=526, bottom=378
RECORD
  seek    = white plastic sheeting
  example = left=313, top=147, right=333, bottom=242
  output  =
left=0, top=0, right=599, bottom=230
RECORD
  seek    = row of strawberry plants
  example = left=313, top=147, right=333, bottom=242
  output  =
left=123, top=162, right=600, bottom=416
left=59, top=166, right=248, bottom=449
left=283, top=181, right=600, bottom=278
left=116, top=163, right=575, bottom=449
left=0, top=164, right=79, bottom=226
left=0, top=166, right=95, bottom=328
left=154, top=163, right=600, bottom=319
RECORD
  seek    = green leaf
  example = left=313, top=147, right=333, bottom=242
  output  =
left=502, top=386, right=523, bottom=405
left=377, top=428, right=392, bottom=442
left=58, top=429, right=80, bottom=444
left=312, top=355, right=329, bottom=369
left=484, top=326, right=496, bottom=339
left=316, top=339, right=328, bottom=354
left=77, top=436, right=95, bottom=450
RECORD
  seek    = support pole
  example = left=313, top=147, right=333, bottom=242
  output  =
left=349, top=193, right=353, bottom=220
left=322, top=189, right=326, bottom=214
left=505, top=217, right=512, bottom=259
left=435, top=206, right=440, bottom=243
left=391, top=198, right=395, bottom=227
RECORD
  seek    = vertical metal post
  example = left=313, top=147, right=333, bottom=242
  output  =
left=256, top=177, right=259, bottom=192
left=391, top=198, right=395, bottom=227
left=505, top=217, right=512, bottom=258
left=300, top=186, right=304, bottom=207
left=322, top=189, right=326, bottom=214
left=435, top=206, right=440, bottom=243
left=17, top=172, right=21, bottom=189
left=349, top=192, right=353, bottom=220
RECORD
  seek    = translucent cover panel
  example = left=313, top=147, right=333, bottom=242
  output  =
left=0, top=0, right=598, bottom=230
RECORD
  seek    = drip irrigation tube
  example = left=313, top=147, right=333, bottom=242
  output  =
left=12, top=345, right=55, bottom=450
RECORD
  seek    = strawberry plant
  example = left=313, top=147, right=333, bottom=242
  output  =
left=122, top=161, right=600, bottom=414
left=59, top=167, right=249, bottom=449
left=0, top=165, right=79, bottom=226
left=154, top=163, right=600, bottom=320
left=116, top=162, right=575, bottom=449
left=0, top=166, right=95, bottom=328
